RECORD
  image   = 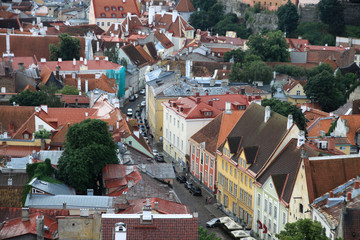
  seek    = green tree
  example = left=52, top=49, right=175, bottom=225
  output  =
left=10, top=86, right=61, bottom=107
left=274, top=64, right=307, bottom=77
left=49, top=33, right=80, bottom=61
left=277, top=0, right=299, bottom=36
left=198, top=226, right=221, bottom=240
left=34, top=129, right=51, bottom=139
left=60, top=85, right=80, bottom=95
left=296, top=22, right=331, bottom=46
left=214, top=13, right=251, bottom=39
left=229, top=62, right=245, bottom=82
left=57, top=119, right=118, bottom=194
left=261, top=98, right=307, bottom=130
left=223, top=48, right=245, bottom=63
left=243, top=60, right=273, bottom=84
left=189, top=10, right=209, bottom=30
left=304, top=70, right=345, bottom=112
left=318, top=0, right=345, bottom=35
left=247, top=31, right=289, bottom=62
left=104, top=48, right=119, bottom=64
left=307, top=63, right=334, bottom=78
left=276, top=219, right=328, bottom=240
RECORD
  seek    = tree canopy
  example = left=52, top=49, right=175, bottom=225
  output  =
left=277, top=0, right=299, bottom=37
left=49, top=33, right=80, bottom=61
left=296, top=22, right=335, bottom=46
left=261, top=98, right=307, bottom=130
left=104, top=48, right=119, bottom=64
left=214, top=13, right=251, bottom=39
left=247, top=30, right=289, bottom=62
left=60, top=85, right=80, bottom=95
left=276, top=219, right=328, bottom=240
left=318, top=0, right=345, bottom=35
left=198, top=227, right=221, bottom=240
left=274, top=64, right=307, bottom=77
left=57, top=119, right=118, bottom=194
left=10, top=86, right=62, bottom=107
left=223, top=48, right=245, bottom=63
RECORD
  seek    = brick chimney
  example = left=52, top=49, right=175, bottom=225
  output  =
left=36, top=214, right=45, bottom=240
left=264, top=106, right=271, bottom=123
left=225, top=102, right=232, bottom=115
left=208, top=100, right=213, bottom=106
left=347, top=192, right=352, bottom=201
left=55, top=65, right=60, bottom=79
left=22, top=208, right=30, bottom=221
left=195, top=92, right=199, bottom=97
left=329, top=191, right=334, bottom=198
left=196, top=97, right=200, bottom=104
left=355, top=180, right=360, bottom=189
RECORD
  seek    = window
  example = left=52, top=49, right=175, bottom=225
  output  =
left=192, top=144, right=195, bottom=154
left=249, top=180, right=253, bottom=188
left=97, top=22, right=100, bottom=26
left=101, top=22, right=104, bottom=26
left=248, top=195, right=252, bottom=207
left=191, top=160, right=194, bottom=171
left=101, top=13, right=106, bottom=17
left=182, top=123, right=184, bottom=131
left=105, top=6, right=109, bottom=11
left=166, top=112, right=168, bottom=120
left=268, top=219, right=271, bottom=231
left=166, top=129, right=168, bottom=139
left=296, top=90, right=300, bottom=96
left=233, top=202, right=237, bottom=216
left=210, top=158, right=214, bottom=169
left=230, top=166, right=233, bottom=175
left=169, top=131, right=172, bottom=142
left=282, top=212, right=286, bottom=224
left=225, top=162, right=228, bottom=172
left=274, top=206, right=277, bottom=219
left=244, top=192, right=248, bottom=205
left=1, top=87, right=6, bottom=93
left=173, top=134, right=175, bottom=144
left=245, top=175, right=248, bottom=185
left=240, top=188, right=244, bottom=201
left=273, top=223, right=277, bottom=233
left=237, top=105, right=246, bottom=110
left=111, top=13, right=116, bottom=17
left=264, top=199, right=268, bottom=212
left=112, top=6, right=116, bottom=10
left=205, top=155, right=209, bottom=165
left=196, top=148, right=200, bottom=158
left=170, top=115, right=172, bottom=123
left=173, top=117, right=176, bottom=125
left=299, top=203, right=303, bottom=213
left=222, top=160, right=224, bottom=169
left=177, top=120, right=179, bottom=127
left=177, top=137, right=179, bottom=147
left=234, top=169, right=237, bottom=178
left=196, top=163, right=199, bottom=174
left=241, top=173, right=244, bottom=182
left=257, top=193, right=261, bottom=206
left=224, top=194, right=228, bottom=207
left=118, top=6, right=123, bottom=10
left=24, top=133, right=30, bottom=139
left=204, top=111, right=213, bottom=116
left=107, top=22, right=110, bottom=26
left=210, top=174, right=213, bottom=186
left=229, top=181, right=233, bottom=193
left=181, top=140, right=183, bottom=150
left=269, top=202, right=272, bottom=215
left=225, top=178, right=228, bottom=190
left=339, top=146, right=346, bottom=150
left=205, top=171, right=208, bottom=182
left=200, top=153, right=204, bottom=164
left=234, top=184, right=238, bottom=197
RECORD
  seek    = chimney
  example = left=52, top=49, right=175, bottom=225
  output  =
left=225, top=102, right=232, bottom=114
left=40, top=58, right=46, bottom=63
left=287, top=114, right=293, bottom=130
left=36, top=215, right=45, bottom=240
left=85, top=79, right=88, bottom=93
left=63, top=202, right=67, bottom=209
left=154, top=201, right=159, bottom=211
left=210, top=79, right=215, bottom=87
left=115, top=222, right=127, bottom=240
left=73, top=58, right=76, bottom=66
left=297, top=130, right=305, bottom=148
left=240, top=88, right=245, bottom=95
left=105, top=56, right=109, bottom=61
left=355, top=180, right=360, bottom=190
left=78, top=77, right=81, bottom=91
left=273, top=71, right=276, bottom=79
left=41, top=139, right=46, bottom=150
left=264, top=106, right=271, bottom=123
left=84, top=58, right=87, bottom=65
left=172, top=10, right=178, bottom=22
left=195, top=92, right=200, bottom=97
left=347, top=192, right=352, bottom=201
left=96, top=41, right=100, bottom=52
left=208, top=100, right=213, bottom=106
left=328, top=138, right=335, bottom=150
left=114, top=23, right=119, bottom=31
left=18, top=63, right=25, bottom=72
left=55, top=65, right=60, bottom=79
left=329, top=191, right=334, bottom=198
left=22, top=208, right=30, bottom=221
left=6, top=33, right=10, bottom=54
left=80, top=57, right=84, bottom=62
left=196, top=97, right=200, bottom=104
left=40, top=105, right=48, bottom=113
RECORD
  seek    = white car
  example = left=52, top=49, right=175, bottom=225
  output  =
left=141, top=101, right=146, bottom=108
left=153, top=149, right=159, bottom=156
left=127, top=108, right=133, bottom=117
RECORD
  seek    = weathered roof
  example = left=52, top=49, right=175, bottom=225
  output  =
left=122, top=197, right=190, bottom=214
left=121, top=44, right=148, bottom=67
left=143, top=163, right=175, bottom=179
left=29, top=177, right=75, bottom=195
left=175, top=0, right=195, bottom=12
left=91, top=0, right=140, bottom=19
left=0, top=106, right=35, bottom=135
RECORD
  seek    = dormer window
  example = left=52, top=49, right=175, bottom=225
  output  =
left=122, top=14, right=126, bottom=17
left=118, top=7, right=123, bottom=11
left=204, top=111, right=213, bottom=117
left=112, top=6, right=116, bottom=11
left=105, top=6, right=110, bottom=11
left=237, top=105, right=246, bottom=110
left=112, top=13, right=117, bottom=17
left=101, top=13, right=106, bottom=17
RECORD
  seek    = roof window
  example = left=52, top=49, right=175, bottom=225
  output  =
left=112, top=6, right=116, bottom=11
left=112, top=13, right=117, bottom=17
left=118, top=7, right=123, bottom=11
left=101, top=13, right=106, bottom=17
left=104, top=6, right=110, bottom=11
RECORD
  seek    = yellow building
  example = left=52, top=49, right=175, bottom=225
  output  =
left=282, top=78, right=310, bottom=104
left=216, top=104, right=299, bottom=226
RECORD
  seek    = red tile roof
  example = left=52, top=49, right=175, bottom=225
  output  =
left=38, top=59, right=122, bottom=72
left=153, top=13, right=194, bottom=38
left=0, top=35, right=86, bottom=60
left=154, top=31, right=174, bottom=49
left=122, top=197, right=190, bottom=214
left=307, top=118, right=333, bottom=138
left=286, top=38, right=310, bottom=52
left=3, top=56, right=36, bottom=70
left=0, top=207, right=70, bottom=223
left=61, top=95, right=90, bottom=104
left=339, top=115, right=360, bottom=145
left=0, top=212, right=58, bottom=239
left=0, top=106, right=35, bottom=136
left=101, top=216, right=198, bottom=240
left=0, top=145, right=41, bottom=158
left=175, top=0, right=195, bottom=12
left=135, top=45, right=155, bottom=64
left=92, top=0, right=140, bottom=19
left=63, top=73, right=117, bottom=93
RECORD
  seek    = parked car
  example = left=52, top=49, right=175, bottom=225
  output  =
left=140, top=101, right=146, bottom=108
left=206, top=218, right=220, bottom=228
left=134, top=93, right=139, bottom=99
left=184, top=180, right=192, bottom=189
left=155, top=154, right=165, bottom=162
left=176, top=175, right=186, bottom=183
left=129, top=95, right=136, bottom=101
left=153, top=149, right=159, bottom=156
left=189, top=185, right=202, bottom=196
left=140, top=88, right=146, bottom=95
left=126, top=108, right=133, bottom=117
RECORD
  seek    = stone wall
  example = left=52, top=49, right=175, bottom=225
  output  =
left=344, top=3, right=360, bottom=26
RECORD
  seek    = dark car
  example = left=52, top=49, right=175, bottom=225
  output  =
left=185, top=180, right=193, bottom=189
left=206, top=218, right=220, bottom=228
left=189, top=185, right=202, bottom=196
left=129, top=95, right=136, bottom=101
left=155, top=154, right=165, bottom=162
left=176, top=175, right=186, bottom=183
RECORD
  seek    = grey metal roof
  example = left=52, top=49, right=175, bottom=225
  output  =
left=5, top=156, right=31, bottom=170
left=142, top=163, right=175, bottom=179
left=25, top=194, right=114, bottom=209
left=38, top=150, right=63, bottom=165
left=29, top=177, right=75, bottom=195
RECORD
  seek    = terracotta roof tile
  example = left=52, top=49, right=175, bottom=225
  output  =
left=63, top=74, right=117, bottom=93
left=61, top=95, right=90, bottom=104
left=121, top=44, right=148, bottom=67
left=175, top=0, right=195, bottom=12
left=0, top=106, right=35, bottom=136
left=38, top=59, right=122, bottom=72
left=92, top=0, right=140, bottom=19
left=339, top=115, right=360, bottom=145
left=0, top=145, right=41, bottom=158
left=136, top=45, right=155, bottom=64
left=307, top=118, right=333, bottom=138
left=154, top=31, right=174, bottom=49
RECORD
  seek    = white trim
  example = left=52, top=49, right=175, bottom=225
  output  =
left=102, top=214, right=194, bottom=219
left=309, top=154, right=360, bottom=161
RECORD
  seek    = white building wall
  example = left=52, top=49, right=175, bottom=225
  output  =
left=34, top=116, right=55, bottom=133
